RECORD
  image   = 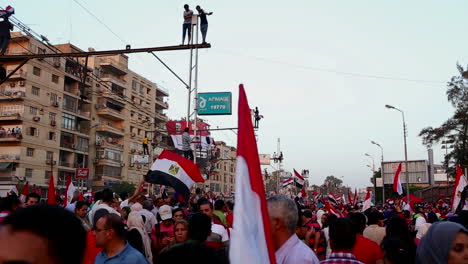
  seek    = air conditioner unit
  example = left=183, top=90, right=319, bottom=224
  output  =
left=45, top=159, right=51, bottom=165
left=129, top=164, right=134, bottom=167
left=19, top=81, right=25, bottom=87
left=4, top=91, right=11, bottom=96
left=130, top=149, right=136, bottom=153
left=138, top=150, right=143, bottom=155
left=33, top=116, right=40, bottom=121
left=9, top=82, right=15, bottom=88
left=137, top=165, right=142, bottom=169
left=96, top=83, right=100, bottom=87
left=71, top=144, right=76, bottom=149
left=96, top=141, right=102, bottom=146
left=50, top=120, right=56, bottom=126
left=120, top=162, right=125, bottom=167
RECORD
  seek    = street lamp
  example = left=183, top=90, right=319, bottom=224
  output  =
left=371, top=140, right=385, bottom=203
left=386, top=104, right=410, bottom=202
left=365, top=153, right=376, bottom=203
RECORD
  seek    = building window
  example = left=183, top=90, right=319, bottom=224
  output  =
left=26, top=148, right=34, bottom=157
left=76, top=137, right=89, bottom=152
left=139, top=83, right=144, bottom=94
left=45, top=171, right=52, bottom=179
left=61, top=113, right=77, bottom=131
left=50, top=93, right=58, bottom=103
left=46, top=151, right=53, bottom=161
left=29, top=106, right=38, bottom=115
left=51, top=74, right=59, bottom=84
left=63, top=95, right=77, bottom=113
left=31, top=86, right=40, bottom=96
left=28, top=127, right=37, bottom=136
left=25, top=168, right=33, bottom=178
left=33, top=67, right=41, bottom=76
left=48, top=131, right=55, bottom=140
left=147, top=88, right=151, bottom=95
left=49, top=112, right=56, bottom=121
left=132, top=80, right=137, bottom=91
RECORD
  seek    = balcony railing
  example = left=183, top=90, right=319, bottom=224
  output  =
left=0, top=154, right=20, bottom=160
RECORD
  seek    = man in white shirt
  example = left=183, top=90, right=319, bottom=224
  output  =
left=199, top=199, right=229, bottom=246
left=268, top=195, right=319, bottom=264
left=142, top=200, right=157, bottom=235
left=182, top=4, right=193, bottom=45
left=89, top=189, right=120, bottom=227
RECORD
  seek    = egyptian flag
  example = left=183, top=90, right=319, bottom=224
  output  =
left=324, top=200, right=341, bottom=217
left=393, top=163, right=403, bottom=195
left=282, top=177, right=293, bottom=187
left=145, top=150, right=204, bottom=201
left=19, top=181, right=29, bottom=203
left=298, top=189, right=307, bottom=198
left=65, top=176, right=76, bottom=207
left=328, top=193, right=339, bottom=206
left=452, top=165, right=468, bottom=213
left=229, top=84, right=276, bottom=264
left=362, top=190, right=372, bottom=212
left=293, top=169, right=305, bottom=188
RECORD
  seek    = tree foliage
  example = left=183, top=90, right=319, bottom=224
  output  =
left=419, top=63, right=468, bottom=171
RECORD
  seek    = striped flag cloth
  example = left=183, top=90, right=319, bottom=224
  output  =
left=229, top=84, right=276, bottom=264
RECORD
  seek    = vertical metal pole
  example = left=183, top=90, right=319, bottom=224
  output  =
left=381, top=150, right=385, bottom=203
left=187, top=25, right=194, bottom=128
left=193, top=20, right=199, bottom=165
left=403, top=112, right=410, bottom=203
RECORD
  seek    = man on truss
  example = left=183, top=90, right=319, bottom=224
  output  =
left=182, top=4, right=193, bottom=45
left=196, top=5, right=213, bottom=44
left=0, top=6, right=14, bottom=55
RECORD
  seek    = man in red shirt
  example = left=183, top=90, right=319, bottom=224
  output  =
left=349, top=213, right=383, bottom=264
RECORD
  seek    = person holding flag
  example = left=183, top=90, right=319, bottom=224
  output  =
left=452, top=165, right=468, bottom=213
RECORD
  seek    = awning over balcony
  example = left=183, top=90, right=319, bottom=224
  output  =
left=0, top=162, right=13, bottom=171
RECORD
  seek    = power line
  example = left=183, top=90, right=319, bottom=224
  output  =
left=71, top=0, right=127, bottom=44
left=214, top=49, right=445, bottom=85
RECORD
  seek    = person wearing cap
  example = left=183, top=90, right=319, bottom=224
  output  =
left=152, top=205, right=175, bottom=254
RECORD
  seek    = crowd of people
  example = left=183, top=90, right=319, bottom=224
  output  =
left=0, top=181, right=466, bottom=264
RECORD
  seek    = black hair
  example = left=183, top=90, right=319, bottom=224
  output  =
left=25, top=193, right=41, bottom=204
left=93, top=191, right=103, bottom=202
left=197, top=198, right=213, bottom=209
left=329, top=218, right=356, bottom=250
left=158, top=240, right=219, bottom=264
left=303, top=209, right=313, bottom=219
left=195, top=188, right=201, bottom=195
left=349, top=212, right=367, bottom=234
left=102, top=214, right=127, bottom=239
left=188, top=213, right=212, bottom=242
left=226, top=201, right=234, bottom=211
left=427, top=211, right=439, bottom=224
left=75, top=201, right=88, bottom=211
left=196, top=5, right=200, bottom=9
left=101, top=189, right=114, bottom=203
left=381, top=236, right=413, bottom=264
left=214, top=200, right=225, bottom=211
left=367, top=210, right=385, bottom=225
left=3, top=205, right=86, bottom=264
left=173, top=208, right=185, bottom=219
left=184, top=127, right=189, bottom=132
left=385, top=216, right=413, bottom=244
left=119, top=192, right=128, bottom=200
left=0, top=195, right=20, bottom=211
left=323, top=213, right=338, bottom=229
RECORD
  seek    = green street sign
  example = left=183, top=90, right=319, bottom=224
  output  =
left=198, top=92, right=232, bottom=115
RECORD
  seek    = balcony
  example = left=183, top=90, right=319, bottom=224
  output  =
left=96, top=139, right=124, bottom=150
left=96, top=107, right=125, bottom=121
left=0, top=112, right=22, bottom=121
left=0, top=154, right=20, bottom=161
left=154, top=112, right=167, bottom=121
left=156, top=99, right=169, bottom=109
left=99, top=57, right=128, bottom=76
left=0, top=133, right=22, bottom=143
left=0, top=90, right=25, bottom=101
left=101, top=73, right=127, bottom=88
left=6, top=69, right=27, bottom=81
left=156, top=84, right=169, bottom=97
left=95, top=124, right=125, bottom=137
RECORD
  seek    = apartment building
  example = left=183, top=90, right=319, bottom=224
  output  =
left=0, top=32, right=168, bottom=194
left=205, top=141, right=236, bottom=195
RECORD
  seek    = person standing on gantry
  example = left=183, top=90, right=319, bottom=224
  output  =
left=196, top=6, right=213, bottom=44
left=182, top=4, right=193, bottom=45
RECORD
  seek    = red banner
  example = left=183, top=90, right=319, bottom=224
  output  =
left=166, top=120, right=211, bottom=136
left=75, top=168, right=90, bottom=179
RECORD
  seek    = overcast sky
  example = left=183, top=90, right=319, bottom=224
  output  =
left=7, top=0, right=466, bottom=188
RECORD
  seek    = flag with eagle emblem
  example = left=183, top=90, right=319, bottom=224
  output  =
left=145, top=150, right=204, bottom=201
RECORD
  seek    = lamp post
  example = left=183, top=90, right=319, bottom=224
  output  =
left=365, top=153, right=376, bottom=203
left=371, top=140, right=385, bottom=203
left=385, top=104, right=410, bottom=203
